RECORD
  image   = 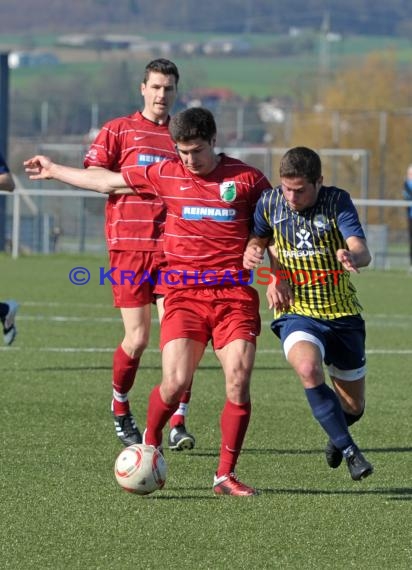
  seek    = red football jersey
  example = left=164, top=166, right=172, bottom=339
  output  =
left=123, top=155, right=272, bottom=287
left=83, top=111, right=177, bottom=251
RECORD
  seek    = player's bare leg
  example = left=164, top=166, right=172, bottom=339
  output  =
left=145, top=338, right=204, bottom=449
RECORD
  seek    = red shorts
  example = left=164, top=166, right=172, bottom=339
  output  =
left=160, top=285, right=261, bottom=350
left=109, top=250, right=168, bottom=308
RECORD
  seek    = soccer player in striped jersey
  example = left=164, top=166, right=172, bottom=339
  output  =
left=83, top=59, right=195, bottom=451
left=24, top=107, right=272, bottom=496
left=244, top=146, right=374, bottom=481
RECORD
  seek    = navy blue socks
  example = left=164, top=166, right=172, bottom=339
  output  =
left=304, top=383, right=355, bottom=451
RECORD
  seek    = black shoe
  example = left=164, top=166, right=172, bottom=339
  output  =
left=2, top=300, right=19, bottom=346
left=113, top=412, right=142, bottom=446
left=168, top=425, right=195, bottom=451
left=325, top=439, right=343, bottom=469
left=346, top=447, right=374, bottom=481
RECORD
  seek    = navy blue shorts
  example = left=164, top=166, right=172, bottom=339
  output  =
left=271, top=314, right=366, bottom=380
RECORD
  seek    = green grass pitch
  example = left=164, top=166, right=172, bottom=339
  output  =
left=1, top=254, right=411, bottom=569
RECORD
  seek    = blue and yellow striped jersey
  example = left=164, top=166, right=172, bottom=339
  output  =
left=253, top=185, right=366, bottom=319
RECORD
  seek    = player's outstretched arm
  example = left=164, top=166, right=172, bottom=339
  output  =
left=337, top=236, right=371, bottom=273
left=24, top=155, right=131, bottom=195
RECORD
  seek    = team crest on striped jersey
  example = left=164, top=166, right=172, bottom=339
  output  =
left=313, top=214, right=330, bottom=231
left=219, top=181, right=236, bottom=202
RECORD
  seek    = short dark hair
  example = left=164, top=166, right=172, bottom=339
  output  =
left=169, top=107, right=217, bottom=143
left=279, top=146, right=322, bottom=185
left=143, top=58, right=180, bottom=86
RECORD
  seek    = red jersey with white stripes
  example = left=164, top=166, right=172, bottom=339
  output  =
left=123, top=154, right=272, bottom=287
left=83, top=111, right=177, bottom=251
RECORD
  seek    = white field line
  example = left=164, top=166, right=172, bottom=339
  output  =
left=5, top=308, right=412, bottom=354
left=16, top=314, right=412, bottom=327
left=20, top=303, right=412, bottom=321
left=23, top=302, right=110, bottom=308
left=1, top=346, right=412, bottom=355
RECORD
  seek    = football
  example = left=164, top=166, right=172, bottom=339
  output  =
left=114, top=443, right=167, bottom=495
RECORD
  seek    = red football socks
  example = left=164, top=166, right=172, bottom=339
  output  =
left=216, top=399, right=251, bottom=477
left=145, top=385, right=179, bottom=446
left=112, top=345, right=139, bottom=415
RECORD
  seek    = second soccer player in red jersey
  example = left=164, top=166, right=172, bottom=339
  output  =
left=83, top=59, right=196, bottom=451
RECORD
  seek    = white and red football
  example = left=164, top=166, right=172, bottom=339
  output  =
left=114, top=443, right=167, bottom=495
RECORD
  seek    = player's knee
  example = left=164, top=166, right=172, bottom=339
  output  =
left=294, top=360, right=324, bottom=385
left=161, top=373, right=190, bottom=403
left=123, top=334, right=149, bottom=357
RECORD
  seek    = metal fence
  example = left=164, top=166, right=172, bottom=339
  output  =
left=2, top=145, right=412, bottom=268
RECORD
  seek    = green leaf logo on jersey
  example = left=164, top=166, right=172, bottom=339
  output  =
left=219, top=181, right=237, bottom=202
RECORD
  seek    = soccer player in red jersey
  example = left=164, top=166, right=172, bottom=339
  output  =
left=24, top=107, right=272, bottom=496
left=85, top=59, right=195, bottom=450
left=0, top=152, right=19, bottom=346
